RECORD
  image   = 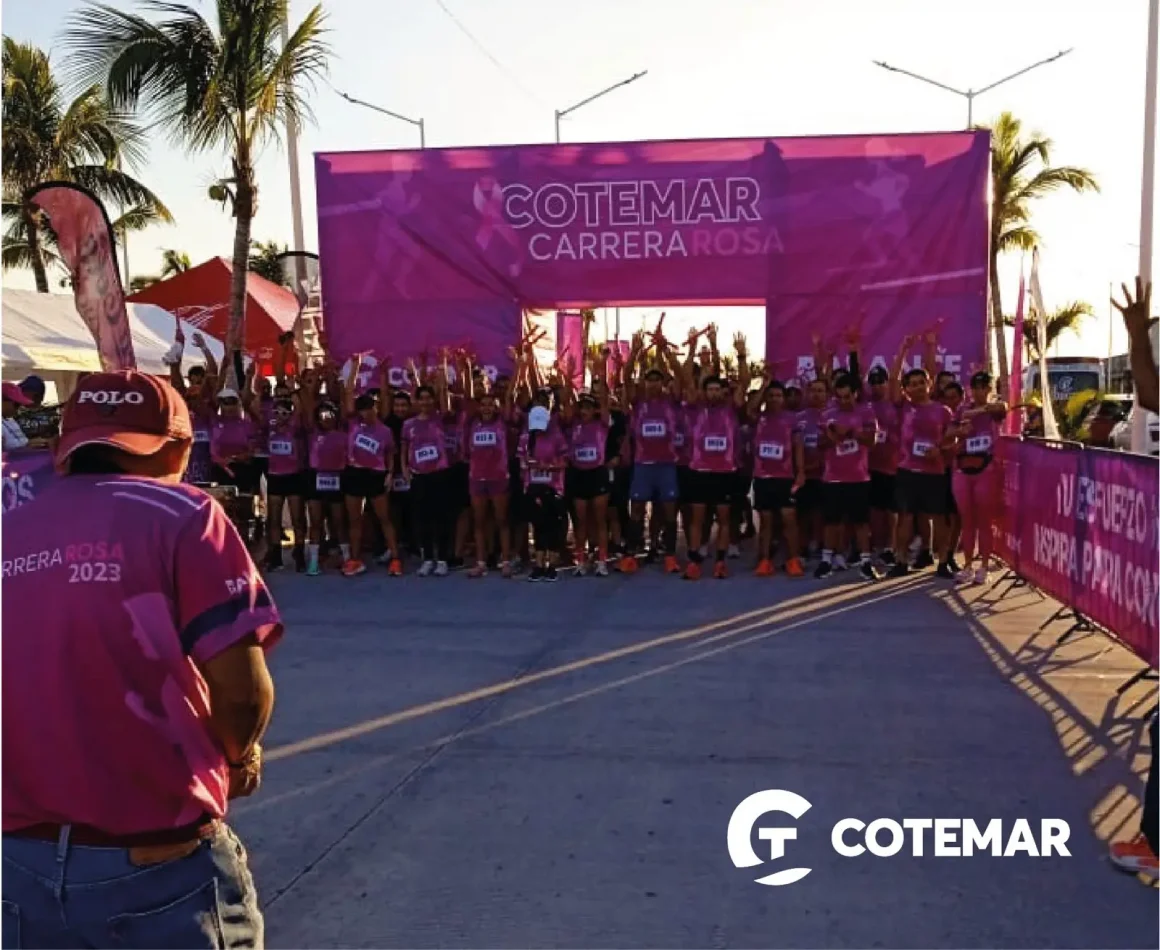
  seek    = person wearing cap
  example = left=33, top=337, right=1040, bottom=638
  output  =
left=18, top=374, right=46, bottom=408
left=2, top=381, right=33, bottom=450
left=2, top=370, right=279, bottom=947
left=519, top=389, right=570, bottom=581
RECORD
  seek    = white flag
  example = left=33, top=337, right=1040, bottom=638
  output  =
left=1029, top=248, right=1060, bottom=440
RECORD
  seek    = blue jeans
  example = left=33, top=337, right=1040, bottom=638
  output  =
left=2, top=824, right=262, bottom=948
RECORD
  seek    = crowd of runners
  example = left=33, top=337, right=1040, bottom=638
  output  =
left=169, top=317, right=1007, bottom=585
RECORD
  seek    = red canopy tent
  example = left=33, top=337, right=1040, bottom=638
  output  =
left=127, top=257, right=298, bottom=373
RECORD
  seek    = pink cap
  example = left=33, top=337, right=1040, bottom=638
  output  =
left=2, top=381, right=32, bottom=406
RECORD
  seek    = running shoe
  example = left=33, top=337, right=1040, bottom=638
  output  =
left=832, top=554, right=848, bottom=572
left=726, top=544, right=741, bottom=560
left=880, top=549, right=897, bottom=567
left=663, top=555, right=680, bottom=575
left=973, top=566, right=990, bottom=586
left=935, top=562, right=955, bottom=579
left=292, top=546, right=306, bottom=573
left=594, top=560, right=610, bottom=577
left=341, top=559, right=367, bottom=577
left=1109, top=834, right=1158, bottom=876
left=683, top=561, right=702, bottom=580
left=914, top=550, right=935, bottom=570
left=387, top=558, right=403, bottom=576
left=785, top=557, right=805, bottom=578
left=814, top=560, right=833, bottom=579
left=467, top=563, right=488, bottom=578
left=417, top=560, right=435, bottom=577
left=886, top=562, right=909, bottom=579
left=955, top=567, right=975, bottom=584
left=545, top=565, right=559, bottom=583
left=947, top=557, right=962, bottom=574
left=859, top=560, right=880, bottom=582
left=434, top=560, right=449, bottom=577
left=528, top=565, right=545, bottom=582
left=754, top=558, right=775, bottom=577
left=375, top=551, right=392, bottom=566
left=305, top=561, right=322, bottom=578
left=501, top=560, right=514, bottom=578
left=574, top=561, right=590, bottom=577
left=713, top=561, right=728, bottom=579
left=619, top=555, right=640, bottom=574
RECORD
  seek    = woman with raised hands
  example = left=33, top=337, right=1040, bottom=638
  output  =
left=464, top=354, right=516, bottom=578
left=402, top=356, right=456, bottom=576
left=302, top=360, right=350, bottom=576
left=519, top=383, right=570, bottom=583
left=264, top=335, right=309, bottom=572
left=564, top=354, right=613, bottom=576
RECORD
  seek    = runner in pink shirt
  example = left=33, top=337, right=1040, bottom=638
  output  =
left=564, top=377, right=612, bottom=577
left=2, top=371, right=277, bottom=947
left=466, top=386, right=514, bottom=578
left=794, top=377, right=829, bottom=558
left=264, top=394, right=308, bottom=572
left=814, top=373, right=880, bottom=581
left=401, top=384, right=454, bottom=575
left=519, top=392, right=570, bottom=582
left=948, top=371, right=1007, bottom=585
left=340, top=355, right=400, bottom=578
left=303, top=376, right=350, bottom=576
left=747, top=377, right=806, bottom=578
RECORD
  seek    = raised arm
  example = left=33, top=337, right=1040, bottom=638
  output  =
left=733, top=333, right=751, bottom=408
left=889, top=334, right=913, bottom=404
left=1113, top=278, right=1158, bottom=413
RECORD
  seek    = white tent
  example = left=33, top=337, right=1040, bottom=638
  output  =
left=2, top=289, right=224, bottom=400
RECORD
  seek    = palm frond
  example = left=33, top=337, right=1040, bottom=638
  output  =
left=2, top=235, right=63, bottom=272
left=110, top=203, right=167, bottom=235
left=65, top=165, right=174, bottom=223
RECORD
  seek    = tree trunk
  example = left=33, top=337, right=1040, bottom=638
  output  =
left=227, top=165, right=256, bottom=389
left=23, top=210, right=49, bottom=293
left=989, top=247, right=1009, bottom=396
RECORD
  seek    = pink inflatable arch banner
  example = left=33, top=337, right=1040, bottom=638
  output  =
left=315, top=131, right=990, bottom=378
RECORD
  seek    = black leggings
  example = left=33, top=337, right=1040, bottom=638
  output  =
left=525, top=485, right=566, bottom=553
left=411, top=468, right=455, bottom=561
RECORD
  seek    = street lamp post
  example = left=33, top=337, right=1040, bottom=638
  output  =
left=555, top=71, right=648, bottom=143
left=336, top=90, right=425, bottom=148
left=872, top=50, right=1073, bottom=127
left=1132, top=0, right=1158, bottom=453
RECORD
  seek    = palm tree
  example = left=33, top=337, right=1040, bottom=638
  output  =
left=248, top=239, right=287, bottom=284
left=1003, top=300, right=1095, bottom=359
left=160, top=248, right=191, bottom=278
left=64, top=0, right=329, bottom=349
left=983, top=112, right=1099, bottom=391
left=2, top=36, right=172, bottom=291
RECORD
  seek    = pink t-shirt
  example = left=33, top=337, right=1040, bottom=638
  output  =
left=467, top=417, right=509, bottom=482
left=266, top=419, right=305, bottom=476
left=689, top=404, right=738, bottom=473
left=898, top=399, right=954, bottom=475
left=347, top=418, right=394, bottom=472
left=402, top=415, right=449, bottom=474
left=752, top=410, right=797, bottom=480
left=631, top=399, right=679, bottom=465
left=520, top=427, right=569, bottom=493
left=868, top=397, right=901, bottom=475
left=210, top=415, right=254, bottom=464
left=954, top=400, right=1001, bottom=458
left=822, top=404, right=876, bottom=483
left=308, top=426, right=347, bottom=473
left=795, top=407, right=825, bottom=479
left=1, top=475, right=281, bottom=834
left=570, top=418, right=609, bottom=470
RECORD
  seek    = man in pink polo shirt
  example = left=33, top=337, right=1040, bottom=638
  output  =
left=2, top=371, right=281, bottom=948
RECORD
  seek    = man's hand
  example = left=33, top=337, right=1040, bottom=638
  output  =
left=227, top=744, right=262, bottom=800
left=1113, top=277, right=1154, bottom=337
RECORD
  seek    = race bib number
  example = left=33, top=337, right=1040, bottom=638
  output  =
left=530, top=468, right=554, bottom=484
left=316, top=473, right=340, bottom=492
left=758, top=442, right=784, bottom=461
left=574, top=446, right=599, bottom=464
left=672, top=432, right=686, bottom=448
left=912, top=440, right=934, bottom=458
left=473, top=429, right=497, bottom=447
left=354, top=433, right=381, bottom=455
left=269, top=439, right=294, bottom=456
left=703, top=435, right=728, bottom=453
left=836, top=439, right=860, bottom=457
left=641, top=421, right=666, bottom=438
left=414, top=444, right=440, bottom=465
left=803, top=432, right=819, bottom=449
left=392, top=476, right=410, bottom=492
left=193, top=430, right=210, bottom=444
left=874, top=430, right=888, bottom=445
left=965, top=434, right=992, bottom=454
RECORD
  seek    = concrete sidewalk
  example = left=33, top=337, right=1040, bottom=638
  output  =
left=232, top=566, right=1158, bottom=948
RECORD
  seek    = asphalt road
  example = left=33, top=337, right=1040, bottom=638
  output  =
left=231, top=565, right=1158, bottom=949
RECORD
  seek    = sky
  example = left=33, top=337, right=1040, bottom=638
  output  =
left=2, top=0, right=1157, bottom=360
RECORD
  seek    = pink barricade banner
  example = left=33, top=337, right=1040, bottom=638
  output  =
left=994, top=438, right=1159, bottom=666
left=556, top=310, right=585, bottom=387
left=2, top=448, right=57, bottom=513
left=315, top=132, right=989, bottom=373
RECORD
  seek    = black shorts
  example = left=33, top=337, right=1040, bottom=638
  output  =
left=943, top=471, right=958, bottom=516
left=823, top=481, right=871, bottom=526
left=610, top=466, right=632, bottom=509
left=733, top=473, right=753, bottom=506
left=687, top=469, right=737, bottom=507
left=795, top=478, right=824, bottom=512
left=677, top=466, right=693, bottom=504
left=567, top=466, right=610, bottom=501
left=304, top=469, right=344, bottom=505
left=266, top=470, right=305, bottom=498
left=342, top=465, right=387, bottom=499
left=753, top=476, right=796, bottom=512
left=895, top=469, right=948, bottom=516
left=869, top=471, right=897, bottom=512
